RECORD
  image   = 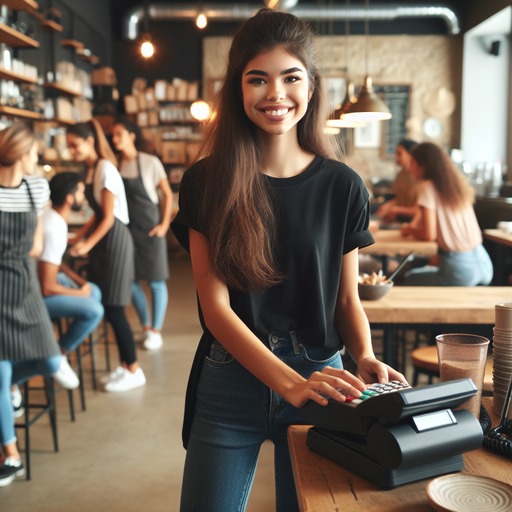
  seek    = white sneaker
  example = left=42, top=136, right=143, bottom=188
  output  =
left=53, top=355, right=80, bottom=390
left=143, top=331, right=163, bottom=350
left=11, top=385, right=24, bottom=419
left=99, top=366, right=125, bottom=385
left=104, top=367, right=146, bottom=393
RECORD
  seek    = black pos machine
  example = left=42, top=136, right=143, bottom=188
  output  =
left=299, top=378, right=484, bottom=489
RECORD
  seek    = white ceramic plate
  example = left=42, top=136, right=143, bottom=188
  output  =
left=427, top=475, right=512, bottom=512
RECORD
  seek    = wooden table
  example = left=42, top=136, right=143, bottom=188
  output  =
left=361, top=286, right=512, bottom=366
left=360, top=230, right=438, bottom=274
left=288, top=397, right=512, bottom=512
left=484, top=229, right=512, bottom=285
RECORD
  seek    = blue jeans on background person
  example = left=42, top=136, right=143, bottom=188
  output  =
left=0, top=356, right=61, bottom=447
left=131, top=280, right=168, bottom=331
left=43, top=273, right=104, bottom=353
left=180, top=331, right=343, bottom=512
left=404, top=244, right=493, bottom=286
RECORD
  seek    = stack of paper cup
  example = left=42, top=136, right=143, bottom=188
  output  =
left=493, top=303, right=512, bottom=418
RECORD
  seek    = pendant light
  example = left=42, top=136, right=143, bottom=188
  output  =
left=344, top=0, right=392, bottom=122
left=326, top=0, right=366, bottom=128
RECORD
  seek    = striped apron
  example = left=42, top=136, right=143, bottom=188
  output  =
left=121, top=154, right=169, bottom=282
left=84, top=163, right=135, bottom=307
left=0, top=180, right=58, bottom=361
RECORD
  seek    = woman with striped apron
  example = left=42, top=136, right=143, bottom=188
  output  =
left=112, top=119, right=172, bottom=351
left=66, top=120, right=145, bottom=393
left=0, top=124, right=61, bottom=487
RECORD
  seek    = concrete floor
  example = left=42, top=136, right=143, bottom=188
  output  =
left=1, top=258, right=276, bottom=512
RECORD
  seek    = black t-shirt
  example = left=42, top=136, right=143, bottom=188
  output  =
left=172, top=155, right=374, bottom=350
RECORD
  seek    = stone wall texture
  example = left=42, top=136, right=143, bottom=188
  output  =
left=203, top=34, right=463, bottom=187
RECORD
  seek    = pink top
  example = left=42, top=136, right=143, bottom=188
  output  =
left=417, top=180, right=482, bottom=252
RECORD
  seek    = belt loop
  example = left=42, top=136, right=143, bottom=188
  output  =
left=290, top=331, right=300, bottom=355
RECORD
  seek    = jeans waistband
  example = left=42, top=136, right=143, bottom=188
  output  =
left=266, top=330, right=300, bottom=355
left=439, top=244, right=481, bottom=257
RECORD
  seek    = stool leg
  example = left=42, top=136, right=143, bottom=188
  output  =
left=104, top=317, right=111, bottom=372
left=412, top=368, right=419, bottom=387
left=67, top=388, right=75, bottom=422
left=45, top=377, right=59, bottom=453
left=23, top=382, right=31, bottom=481
left=89, top=333, right=97, bottom=391
left=76, top=346, right=86, bottom=411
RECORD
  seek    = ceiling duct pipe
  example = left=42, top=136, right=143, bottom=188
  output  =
left=123, top=3, right=461, bottom=40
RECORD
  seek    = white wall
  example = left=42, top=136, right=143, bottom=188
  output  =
left=461, top=7, right=511, bottom=167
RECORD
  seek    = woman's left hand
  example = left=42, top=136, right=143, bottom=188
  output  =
left=358, top=357, right=409, bottom=385
left=69, top=240, right=89, bottom=257
left=401, top=223, right=411, bottom=236
left=149, top=222, right=169, bottom=238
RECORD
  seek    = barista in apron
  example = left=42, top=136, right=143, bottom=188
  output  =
left=66, top=120, right=145, bottom=393
left=112, top=119, right=172, bottom=351
left=0, top=124, right=61, bottom=487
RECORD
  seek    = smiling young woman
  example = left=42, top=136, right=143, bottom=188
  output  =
left=171, top=8, right=406, bottom=512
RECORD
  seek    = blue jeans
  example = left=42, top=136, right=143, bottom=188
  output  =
left=131, top=280, right=168, bottom=331
left=180, top=331, right=342, bottom=512
left=44, top=274, right=104, bottom=353
left=404, top=244, right=493, bottom=286
left=0, top=356, right=61, bottom=446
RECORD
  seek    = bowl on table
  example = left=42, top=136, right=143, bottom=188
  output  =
left=358, top=280, right=394, bottom=301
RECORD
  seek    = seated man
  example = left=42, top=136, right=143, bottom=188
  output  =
left=38, top=172, right=104, bottom=388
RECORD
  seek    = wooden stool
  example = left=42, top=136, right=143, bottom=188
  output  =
left=411, top=345, right=439, bottom=386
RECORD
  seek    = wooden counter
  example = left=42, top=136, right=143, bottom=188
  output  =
left=288, top=397, right=512, bottom=512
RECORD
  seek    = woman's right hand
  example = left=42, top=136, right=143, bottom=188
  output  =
left=284, top=366, right=367, bottom=409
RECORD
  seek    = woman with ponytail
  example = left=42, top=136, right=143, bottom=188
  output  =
left=0, top=124, right=61, bottom=487
left=171, top=9, right=406, bottom=512
left=67, top=119, right=145, bottom=392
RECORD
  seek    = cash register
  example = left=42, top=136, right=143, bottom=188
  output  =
left=299, top=378, right=484, bottom=489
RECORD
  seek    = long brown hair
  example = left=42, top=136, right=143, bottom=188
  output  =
left=67, top=118, right=117, bottom=167
left=193, top=8, right=341, bottom=292
left=0, top=123, right=35, bottom=167
left=411, top=142, right=474, bottom=210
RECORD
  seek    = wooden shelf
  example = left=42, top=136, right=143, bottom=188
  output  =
left=0, top=66, right=37, bottom=84
left=0, top=105, right=43, bottom=119
left=0, top=22, right=39, bottom=47
left=51, top=117, right=75, bottom=125
left=43, top=82, right=82, bottom=97
left=41, top=20, right=63, bottom=32
left=3, top=0, right=39, bottom=11
left=60, top=39, right=84, bottom=50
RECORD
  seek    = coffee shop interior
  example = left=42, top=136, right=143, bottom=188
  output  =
left=1, top=0, right=512, bottom=510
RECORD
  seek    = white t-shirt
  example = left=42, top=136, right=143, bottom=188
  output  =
left=86, top=159, right=130, bottom=224
left=118, top=152, right=167, bottom=205
left=417, top=180, right=482, bottom=252
left=40, top=208, right=68, bottom=266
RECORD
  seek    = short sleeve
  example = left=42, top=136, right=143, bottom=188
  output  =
left=343, top=178, right=375, bottom=254
left=417, top=180, right=437, bottom=210
left=170, top=163, right=203, bottom=252
left=150, top=155, right=167, bottom=183
left=101, top=160, right=122, bottom=196
left=34, top=177, right=50, bottom=216
left=39, top=211, right=67, bottom=265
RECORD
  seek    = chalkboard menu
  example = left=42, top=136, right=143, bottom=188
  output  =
left=374, top=85, right=410, bottom=157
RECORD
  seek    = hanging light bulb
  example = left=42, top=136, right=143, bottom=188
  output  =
left=190, top=100, right=210, bottom=121
left=344, top=0, right=392, bottom=122
left=344, top=76, right=391, bottom=121
left=196, top=13, right=207, bottom=29
left=141, top=40, right=154, bottom=58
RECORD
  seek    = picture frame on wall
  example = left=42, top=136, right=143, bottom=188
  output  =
left=324, top=76, right=347, bottom=112
left=354, top=121, right=382, bottom=148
